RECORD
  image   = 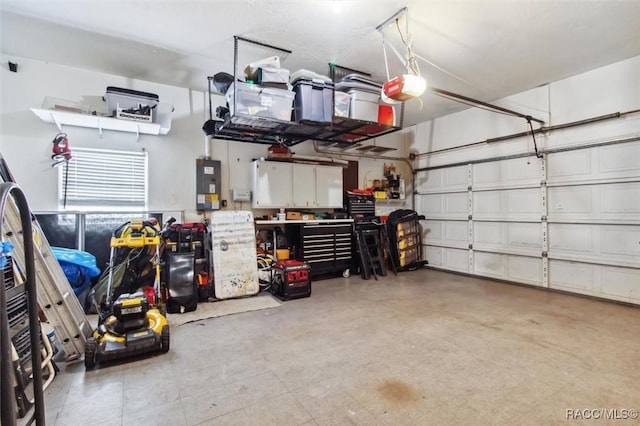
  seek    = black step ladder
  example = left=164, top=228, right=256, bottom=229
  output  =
left=356, top=227, right=386, bottom=280
left=378, top=222, right=398, bottom=276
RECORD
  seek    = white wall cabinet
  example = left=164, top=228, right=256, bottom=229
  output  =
left=315, top=165, right=344, bottom=208
left=292, top=164, right=316, bottom=208
left=251, top=160, right=343, bottom=209
left=251, top=160, right=293, bottom=208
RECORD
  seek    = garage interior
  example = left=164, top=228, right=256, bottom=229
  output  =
left=1, top=1, right=639, bottom=425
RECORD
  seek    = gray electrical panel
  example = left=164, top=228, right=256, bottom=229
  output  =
left=195, top=158, right=221, bottom=210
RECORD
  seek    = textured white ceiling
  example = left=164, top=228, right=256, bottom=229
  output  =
left=1, top=0, right=639, bottom=126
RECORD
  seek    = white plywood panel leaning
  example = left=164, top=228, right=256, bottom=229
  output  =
left=210, top=210, right=259, bottom=300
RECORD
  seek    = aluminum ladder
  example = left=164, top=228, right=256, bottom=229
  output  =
left=1, top=157, right=91, bottom=362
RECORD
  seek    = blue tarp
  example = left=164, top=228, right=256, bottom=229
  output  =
left=51, top=247, right=101, bottom=303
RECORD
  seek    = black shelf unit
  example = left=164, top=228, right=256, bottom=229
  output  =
left=207, top=36, right=401, bottom=147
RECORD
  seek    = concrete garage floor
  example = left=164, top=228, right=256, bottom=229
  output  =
left=40, top=269, right=640, bottom=425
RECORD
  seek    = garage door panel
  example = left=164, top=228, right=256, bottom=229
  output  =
left=474, top=221, right=503, bottom=245
left=550, top=260, right=640, bottom=303
left=420, top=193, right=468, bottom=219
left=444, top=248, right=470, bottom=272
left=508, top=256, right=543, bottom=284
left=424, top=246, right=443, bottom=267
left=417, top=166, right=468, bottom=193
left=423, top=220, right=444, bottom=242
left=548, top=182, right=640, bottom=223
left=547, top=140, right=640, bottom=185
left=417, top=139, right=639, bottom=305
left=474, top=252, right=542, bottom=286
left=599, top=142, right=640, bottom=175
left=549, top=223, right=640, bottom=267
left=549, top=260, right=595, bottom=292
left=602, top=228, right=640, bottom=260
left=474, top=222, right=541, bottom=255
left=602, top=185, right=640, bottom=214
left=473, top=188, right=540, bottom=221
left=473, top=158, right=540, bottom=190
left=547, top=150, right=591, bottom=180
left=424, top=220, right=468, bottom=249
left=421, top=194, right=444, bottom=215
left=601, top=267, right=640, bottom=300
left=547, top=187, right=592, bottom=215
left=548, top=224, right=593, bottom=253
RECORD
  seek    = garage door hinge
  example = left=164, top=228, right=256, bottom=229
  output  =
left=542, top=251, right=548, bottom=257
left=469, top=244, right=473, bottom=249
left=467, top=185, right=472, bottom=191
left=541, top=216, right=547, bottom=222
left=468, top=215, right=473, bottom=220
left=540, top=180, right=546, bottom=186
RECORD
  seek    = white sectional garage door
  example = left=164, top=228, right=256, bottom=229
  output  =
left=417, top=139, right=640, bottom=305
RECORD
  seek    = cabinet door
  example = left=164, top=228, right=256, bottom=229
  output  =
left=292, top=164, right=316, bottom=208
left=251, top=161, right=292, bottom=208
left=315, top=165, right=343, bottom=208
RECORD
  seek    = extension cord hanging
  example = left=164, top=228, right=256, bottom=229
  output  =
left=50, top=132, right=72, bottom=208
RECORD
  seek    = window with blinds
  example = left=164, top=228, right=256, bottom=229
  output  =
left=59, top=148, right=147, bottom=210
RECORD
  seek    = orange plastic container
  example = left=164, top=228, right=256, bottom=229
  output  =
left=378, top=105, right=395, bottom=126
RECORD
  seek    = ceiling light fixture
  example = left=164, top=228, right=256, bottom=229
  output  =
left=376, top=7, right=426, bottom=103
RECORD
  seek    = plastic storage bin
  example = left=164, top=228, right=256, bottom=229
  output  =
left=378, top=104, right=395, bottom=126
left=257, top=67, right=290, bottom=84
left=42, top=97, right=92, bottom=114
left=334, top=91, right=351, bottom=118
left=104, top=87, right=159, bottom=118
left=226, top=82, right=295, bottom=121
left=292, top=80, right=334, bottom=123
left=348, top=89, right=380, bottom=122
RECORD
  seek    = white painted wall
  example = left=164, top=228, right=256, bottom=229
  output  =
left=0, top=54, right=410, bottom=221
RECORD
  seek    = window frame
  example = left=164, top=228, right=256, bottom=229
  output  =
left=58, top=147, right=148, bottom=211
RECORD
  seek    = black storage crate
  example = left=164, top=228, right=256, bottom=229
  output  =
left=386, top=209, right=428, bottom=271
left=293, top=80, right=334, bottom=123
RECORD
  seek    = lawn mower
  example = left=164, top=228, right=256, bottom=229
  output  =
left=84, top=218, right=169, bottom=369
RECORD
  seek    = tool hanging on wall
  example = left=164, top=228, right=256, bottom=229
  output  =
left=51, top=132, right=72, bottom=208
left=51, top=132, right=72, bottom=166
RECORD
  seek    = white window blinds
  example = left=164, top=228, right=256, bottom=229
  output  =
left=59, top=148, right=147, bottom=209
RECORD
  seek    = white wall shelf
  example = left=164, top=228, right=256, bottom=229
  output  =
left=31, top=108, right=170, bottom=139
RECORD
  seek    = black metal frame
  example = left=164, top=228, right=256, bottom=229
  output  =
left=206, top=37, right=402, bottom=146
